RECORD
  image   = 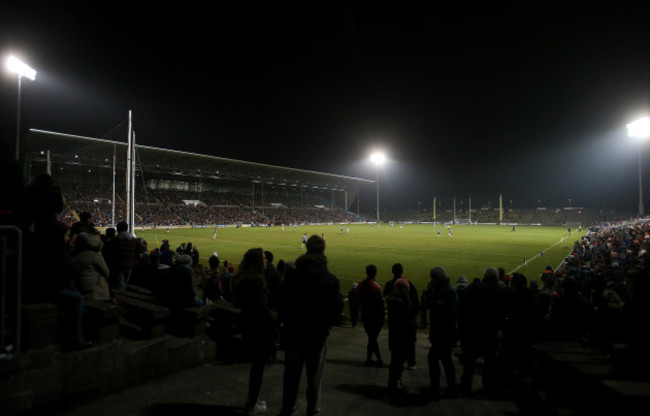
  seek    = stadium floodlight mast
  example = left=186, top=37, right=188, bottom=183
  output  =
left=6, top=55, right=37, bottom=161
left=627, top=116, right=650, bottom=217
left=370, top=152, right=386, bottom=227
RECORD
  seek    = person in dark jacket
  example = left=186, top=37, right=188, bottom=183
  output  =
left=386, top=278, right=418, bottom=394
left=383, top=263, right=420, bottom=369
left=276, top=235, right=343, bottom=416
left=358, top=264, right=385, bottom=366
left=457, top=267, right=510, bottom=397
left=426, top=266, right=459, bottom=400
left=348, top=282, right=359, bottom=327
left=231, top=248, right=277, bottom=415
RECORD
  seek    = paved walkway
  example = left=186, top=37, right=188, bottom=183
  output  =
left=41, top=325, right=522, bottom=416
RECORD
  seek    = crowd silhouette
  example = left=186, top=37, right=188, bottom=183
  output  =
left=9, top=172, right=650, bottom=414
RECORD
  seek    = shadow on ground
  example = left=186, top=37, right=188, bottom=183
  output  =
left=335, top=383, right=431, bottom=407
left=144, top=403, right=243, bottom=415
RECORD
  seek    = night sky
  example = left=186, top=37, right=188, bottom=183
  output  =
left=1, top=2, right=648, bottom=211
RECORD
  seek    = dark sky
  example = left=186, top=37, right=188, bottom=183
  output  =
left=1, top=2, right=648, bottom=211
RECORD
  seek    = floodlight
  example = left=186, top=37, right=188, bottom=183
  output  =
left=370, top=152, right=386, bottom=165
left=7, top=55, right=37, bottom=160
left=7, top=55, right=36, bottom=80
left=627, top=117, right=650, bottom=139
left=628, top=116, right=650, bottom=217
left=369, top=151, right=387, bottom=226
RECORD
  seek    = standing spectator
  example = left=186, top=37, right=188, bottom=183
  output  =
left=72, top=229, right=111, bottom=301
left=419, top=287, right=430, bottom=329
left=457, top=267, right=510, bottom=397
left=20, top=174, right=91, bottom=351
left=276, top=235, right=343, bottom=416
left=231, top=248, right=277, bottom=415
left=264, top=250, right=282, bottom=309
left=357, top=264, right=385, bottom=366
left=264, top=250, right=282, bottom=364
left=386, top=278, right=418, bottom=394
left=104, top=221, right=136, bottom=291
left=383, top=263, right=419, bottom=369
left=347, top=282, right=359, bottom=327
left=454, top=274, right=469, bottom=294
left=167, top=254, right=203, bottom=308
left=203, top=253, right=223, bottom=303
left=131, top=238, right=150, bottom=287
left=426, top=266, right=459, bottom=400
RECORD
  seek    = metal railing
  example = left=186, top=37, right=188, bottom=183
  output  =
left=1, top=226, right=22, bottom=357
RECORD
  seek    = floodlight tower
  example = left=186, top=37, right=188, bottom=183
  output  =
left=370, top=152, right=386, bottom=227
left=627, top=117, right=650, bottom=217
left=6, top=55, right=37, bottom=161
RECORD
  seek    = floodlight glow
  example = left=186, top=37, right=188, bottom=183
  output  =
left=7, top=55, right=36, bottom=80
left=370, top=152, right=386, bottom=165
left=627, top=117, right=650, bottom=139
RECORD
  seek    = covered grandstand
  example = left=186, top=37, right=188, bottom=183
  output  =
left=24, top=128, right=375, bottom=228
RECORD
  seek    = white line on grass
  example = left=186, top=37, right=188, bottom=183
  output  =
left=508, top=233, right=575, bottom=275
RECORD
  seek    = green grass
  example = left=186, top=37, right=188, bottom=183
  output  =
left=136, top=224, right=585, bottom=292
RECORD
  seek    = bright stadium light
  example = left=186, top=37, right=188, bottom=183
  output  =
left=627, top=117, right=650, bottom=217
left=370, top=151, right=386, bottom=227
left=7, top=55, right=36, bottom=80
left=6, top=55, right=37, bottom=160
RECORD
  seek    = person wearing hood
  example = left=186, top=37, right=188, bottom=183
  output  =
left=276, top=235, right=343, bottom=416
left=73, top=228, right=111, bottom=301
left=168, top=254, right=203, bottom=308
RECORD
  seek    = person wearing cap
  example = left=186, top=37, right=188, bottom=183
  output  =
left=276, top=235, right=343, bottom=416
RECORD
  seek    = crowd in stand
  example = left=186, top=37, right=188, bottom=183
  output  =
left=56, top=183, right=364, bottom=228
left=13, top=173, right=650, bottom=414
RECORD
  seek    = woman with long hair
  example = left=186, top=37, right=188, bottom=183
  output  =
left=230, top=248, right=277, bottom=415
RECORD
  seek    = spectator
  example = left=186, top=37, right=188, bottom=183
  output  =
left=276, top=235, right=343, bottom=416
left=383, top=263, right=419, bottom=369
left=69, top=211, right=94, bottom=247
left=357, top=264, right=385, bottom=366
left=230, top=248, right=277, bottom=415
left=131, top=237, right=150, bottom=287
left=264, top=250, right=282, bottom=309
left=457, top=267, right=510, bottom=397
left=21, top=174, right=92, bottom=351
left=455, top=274, right=469, bottom=294
left=104, top=221, right=136, bottom=291
left=426, top=266, right=459, bottom=401
left=168, top=254, right=203, bottom=308
left=72, top=229, right=111, bottom=301
left=386, top=278, right=418, bottom=394
left=347, top=282, right=359, bottom=328
left=203, top=252, right=223, bottom=302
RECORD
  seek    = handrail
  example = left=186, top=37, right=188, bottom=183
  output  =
left=0, top=225, right=22, bottom=357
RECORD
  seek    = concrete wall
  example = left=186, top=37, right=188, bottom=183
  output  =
left=0, top=335, right=216, bottom=415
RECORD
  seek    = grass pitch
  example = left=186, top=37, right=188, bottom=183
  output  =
left=136, top=224, right=585, bottom=293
